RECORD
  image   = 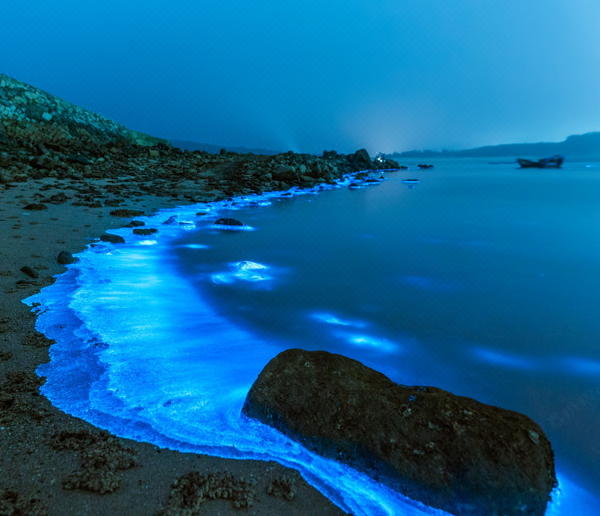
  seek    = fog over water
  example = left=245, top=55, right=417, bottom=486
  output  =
left=3, top=1, right=600, bottom=153
left=27, top=160, right=600, bottom=514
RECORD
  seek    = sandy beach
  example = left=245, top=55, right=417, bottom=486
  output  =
left=0, top=165, right=352, bottom=515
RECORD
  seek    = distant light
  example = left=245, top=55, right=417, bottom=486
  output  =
left=563, top=357, right=600, bottom=375
left=138, top=240, right=158, bottom=246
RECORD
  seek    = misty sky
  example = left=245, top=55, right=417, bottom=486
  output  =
left=2, top=1, right=600, bottom=154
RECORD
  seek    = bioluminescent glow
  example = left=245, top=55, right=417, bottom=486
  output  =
left=213, top=224, right=254, bottom=231
left=312, top=312, right=367, bottom=328
left=182, top=244, right=209, bottom=249
left=335, top=331, right=399, bottom=353
left=24, top=169, right=600, bottom=515
left=212, top=261, right=271, bottom=284
left=211, top=273, right=233, bottom=284
left=471, top=347, right=537, bottom=370
left=313, top=313, right=351, bottom=326
left=546, top=474, right=600, bottom=516
left=178, top=221, right=196, bottom=230
left=138, top=240, right=158, bottom=246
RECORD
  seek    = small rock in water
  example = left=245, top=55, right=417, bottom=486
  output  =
left=100, top=234, right=125, bottom=244
left=57, top=251, right=76, bottom=265
left=162, top=216, right=178, bottom=225
left=20, top=266, right=39, bottom=279
left=133, top=228, right=158, bottom=236
left=243, top=349, right=556, bottom=516
left=214, top=218, right=243, bottom=227
left=130, top=220, right=145, bottom=227
left=109, top=209, right=145, bottom=217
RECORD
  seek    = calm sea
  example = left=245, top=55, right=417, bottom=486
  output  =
left=29, top=158, right=600, bottom=514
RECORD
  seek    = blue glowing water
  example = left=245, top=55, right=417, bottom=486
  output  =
left=26, top=159, right=600, bottom=514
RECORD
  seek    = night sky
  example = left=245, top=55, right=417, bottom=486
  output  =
left=2, top=1, right=599, bottom=154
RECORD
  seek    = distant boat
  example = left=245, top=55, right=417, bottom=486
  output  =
left=517, top=155, right=564, bottom=169
left=401, top=179, right=420, bottom=184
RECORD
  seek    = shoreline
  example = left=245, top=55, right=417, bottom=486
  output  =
left=0, top=150, right=359, bottom=515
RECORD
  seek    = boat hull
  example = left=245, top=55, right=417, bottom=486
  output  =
left=517, top=155, right=564, bottom=169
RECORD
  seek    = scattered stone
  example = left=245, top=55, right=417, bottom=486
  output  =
left=51, top=430, right=138, bottom=494
left=0, top=370, right=48, bottom=424
left=157, top=471, right=257, bottom=515
left=0, top=351, right=12, bottom=362
left=100, top=234, right=125, bottom=244
left=214, top=218, right=243, bottom=227
left=133, top=228, right=158, bottom=236
left=109, top=209, right=145, bottom=217
left=130, top=220, right=145, bottom=227
left=266, top=475, right=296, bottom=501
left=20, top=265, right=39, bottom=279
left=243, top=349, right=557, bottom=516
left=57, top=250, right=76, bottom=265
left=22, top=332, right=55, bottom=348
left=23, top=203, right=48, bottom=211
left=0, top=489, right=48, bottom=516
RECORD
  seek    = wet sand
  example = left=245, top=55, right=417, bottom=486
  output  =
left=0, top=177, right=348, bottom=516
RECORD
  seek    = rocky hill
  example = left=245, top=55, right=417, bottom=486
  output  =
left=0, top=74, right=170, bottom=150
left=0, top=74, right=398, bottom=199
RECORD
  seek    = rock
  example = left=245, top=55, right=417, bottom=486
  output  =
left=109, top=209, right=145, bottom=217
left=68, top=154, right=91, bottom=165
left=271, top=165, right=297, bottom=182
left=20, top=266, right=39, bottom=279
left=130, top=220, right=145, bottom=227
left=243, top=349, right=556, bottom=516
left=148, top=149, right=160, bottom=158
left=89, top=201, right=103, bottom=208
left=57, top=251, right=76, bottom=265
left=23, top=203, right=48, bottom=211
left=214, top=218, right=243, bottom=227
left=353, top=148, right=371, bottom=167
left=162, top=215, right=178, bottom=225
left=133, top=228, right=158, bottom=236
left=100, top=234, right=125, bottom=244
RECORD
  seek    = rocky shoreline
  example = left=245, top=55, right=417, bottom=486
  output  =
left=0, top=139, right=370, bottom=515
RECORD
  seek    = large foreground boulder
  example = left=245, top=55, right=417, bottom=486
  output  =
left=242, top=349, right=556, bottom=516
